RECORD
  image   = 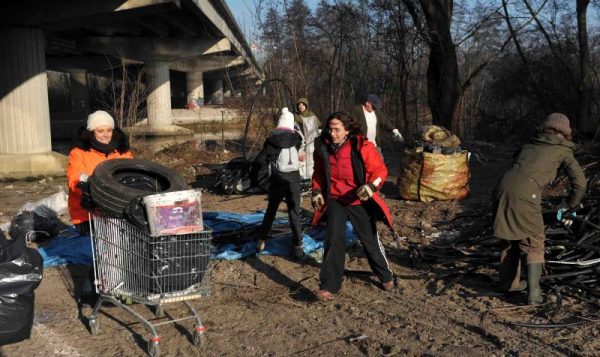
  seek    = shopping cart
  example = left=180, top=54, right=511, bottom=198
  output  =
left=87, top=211, right=212, bottom=357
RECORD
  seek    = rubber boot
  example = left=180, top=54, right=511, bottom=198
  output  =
left=498, top=243, right=525, bottom=291
left=527, top=263, right=543, bottom=305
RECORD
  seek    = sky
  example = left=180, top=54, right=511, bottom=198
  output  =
left=225, top=0, right=600, bottom=46
left=226, top=0, right=322, bottom=44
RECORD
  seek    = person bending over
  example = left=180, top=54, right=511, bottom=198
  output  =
left=493, top=113, right=585, bottom=305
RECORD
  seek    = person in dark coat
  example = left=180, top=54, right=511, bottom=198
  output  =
left=252, top=108, right=306, bottom=259
left=351, top=93, right=403, bottom=156
left=311, top=111, right=394, bottom=301
left=493, top=113, right=586, bottom=304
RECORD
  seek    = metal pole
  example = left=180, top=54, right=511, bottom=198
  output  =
left=221, top=110, right=225, bottom=152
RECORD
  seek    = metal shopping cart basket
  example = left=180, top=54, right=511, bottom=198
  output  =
left=88, top=211, right=212, bottom=357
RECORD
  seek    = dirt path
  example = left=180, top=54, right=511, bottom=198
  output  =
left=1, top=145, right=599, bottom=356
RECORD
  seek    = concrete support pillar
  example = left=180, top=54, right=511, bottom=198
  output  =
left=210, top=78, right=224, bottom=105
left=186, top=71, right=204, bottom=107
left=70, top=71, right=89, bottom=113
left=0, top=28, right=51, bottom=154
left=0, top=27, right=67, bottom=178
left=146, top=61, right=172, bottom=127
left=124, top=61, right=192, bottom=137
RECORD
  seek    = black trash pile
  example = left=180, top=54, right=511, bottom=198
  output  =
left=407, top=174, right=600, bottom=323
left=205, top=155, right=312, bottom=195
left=9, top=210, right=59, bottom=243
left=204, top=156, right=258, bottom=195
left=543, top=175, right=600, bottom=301
left=0, top=228, right=43, bottom=345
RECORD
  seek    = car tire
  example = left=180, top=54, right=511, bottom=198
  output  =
left=89, top=159, right=188, bottom=218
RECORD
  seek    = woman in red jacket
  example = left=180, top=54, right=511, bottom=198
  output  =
left=67, top=110, right=133, bottom=235
left=311, top=112, right=394, bottom=301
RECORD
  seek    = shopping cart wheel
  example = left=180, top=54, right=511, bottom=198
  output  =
left=147, top=341, right=161, bottom=357
left=193, top=330, right=206, bottom=347
left=89, top=318, right=100, bottom=335
left=154, top=305, right=165, bottom=318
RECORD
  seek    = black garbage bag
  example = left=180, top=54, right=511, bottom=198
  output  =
left=149, top=235, right=209, bottom=294
left=124, top=196, right=151, bottom=234
left=9, top=211, right=59, bottom=243
left=0, top=229, right=43, bottom=345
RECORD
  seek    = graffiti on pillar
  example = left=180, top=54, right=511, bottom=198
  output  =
left=187, top=93, right=204, bottom=109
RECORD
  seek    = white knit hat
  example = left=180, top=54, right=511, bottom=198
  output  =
left=277, top=107, right=295, bottom=130
left=87, top=110, right=115, bottom=131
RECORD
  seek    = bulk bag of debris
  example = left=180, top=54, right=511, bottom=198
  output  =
left=0, top=228, right=43, bottom=345
left=397, top=125, right=469, bottom=202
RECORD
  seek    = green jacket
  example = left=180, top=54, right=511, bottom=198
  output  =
left=493, top=133, right=586, bottom=240
left=352, top=105, right=394, bottom=146
left=294, top=98, right=321, bottom=129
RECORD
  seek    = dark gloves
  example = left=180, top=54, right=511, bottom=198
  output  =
left=76, top=180, right=94, bottom=210
left=312, top=189, right=324, bottom=211
left=357, top=183, right=378, bottom=201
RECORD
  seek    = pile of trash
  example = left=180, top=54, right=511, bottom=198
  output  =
left=0, top=189, right=54, bottom=345
left=398, top=125, right=469, bottom=202
left=419, top=125, right=462, bottom=154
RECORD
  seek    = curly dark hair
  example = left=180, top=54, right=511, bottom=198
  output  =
left=323, top=111, right=362, bottom=140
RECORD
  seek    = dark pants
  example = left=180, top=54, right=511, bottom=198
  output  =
left=75, top=222, right=90, bottom=236
left=499, top=235, right=545, bottom=290
left=257, top=179, right=303, bottom=246
left=320, top=200, right=393, bottom=293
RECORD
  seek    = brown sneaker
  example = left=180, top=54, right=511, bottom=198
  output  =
left=316, top=290, right=335, bottom=301
left=382, top=281, right=395, bottom=292
left=256, top=240, right=265, bottom=253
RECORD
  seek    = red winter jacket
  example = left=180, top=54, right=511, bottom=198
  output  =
left=311, top=134, right=392, bottom=228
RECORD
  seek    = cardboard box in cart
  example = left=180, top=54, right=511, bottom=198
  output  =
left=143, top=190, right=203, bottom=235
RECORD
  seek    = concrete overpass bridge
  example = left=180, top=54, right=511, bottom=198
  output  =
left=0, top=0, right=262, bottom=178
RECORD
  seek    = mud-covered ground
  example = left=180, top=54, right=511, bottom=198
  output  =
left=1, top=142, right=599, bottom=357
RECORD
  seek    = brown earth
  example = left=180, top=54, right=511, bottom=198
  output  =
left=1, top=142, right=599, bottom=357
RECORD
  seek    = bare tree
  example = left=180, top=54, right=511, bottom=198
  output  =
left=402, top=0, right=463, bottom=132
left=576, top=0, right=593, bottom=131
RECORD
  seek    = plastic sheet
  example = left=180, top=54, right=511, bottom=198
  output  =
left=397, top=149, right=470, bottom=202
left=19, top=186, right=68, bottom=218
left=210, top=212, right=358, bottom=260
left=37, top=212, right=359, bottom=266
left=0, top=229, right=43, bottom=345
left=37, top=227, right=92, bottom=267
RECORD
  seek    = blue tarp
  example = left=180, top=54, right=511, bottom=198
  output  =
left=38, top=211, right=358, bottom=267
left=37, top=226, right=92, bottom=267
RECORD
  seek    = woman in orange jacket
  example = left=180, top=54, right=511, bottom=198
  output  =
left=67, top=110, right=133, bottom=235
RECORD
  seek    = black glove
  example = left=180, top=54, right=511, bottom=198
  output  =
left=77, top=181, right=94, bottom=210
